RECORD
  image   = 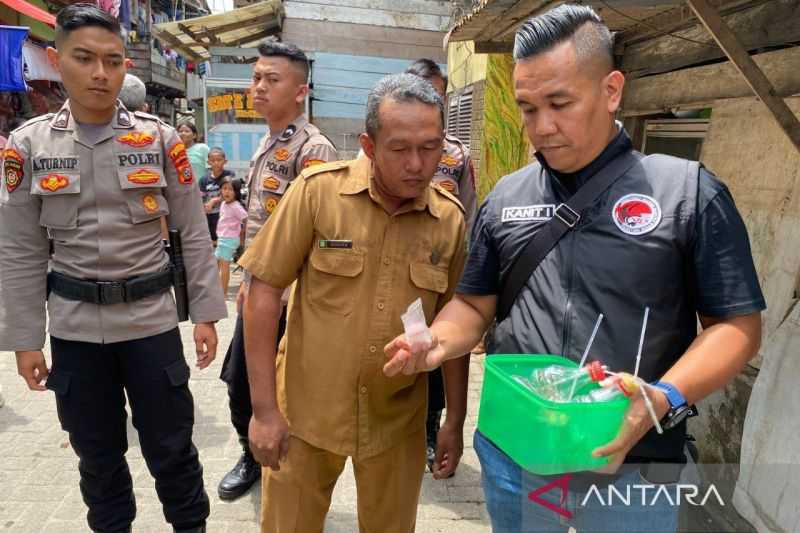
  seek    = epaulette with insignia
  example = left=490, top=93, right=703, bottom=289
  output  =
left=13, top=113, right=53, bottom=133
left=431, top=182, right=465, bottom=213
left=301, top=159, right=350, bottom=180
left=445, top=133, right=466, bottom=147
left=303, top=122, right=336, bottom=149
left=133, top=110, right=160, bottom=122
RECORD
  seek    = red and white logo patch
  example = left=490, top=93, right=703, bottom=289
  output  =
left=612, top=194, right=661, bottom=236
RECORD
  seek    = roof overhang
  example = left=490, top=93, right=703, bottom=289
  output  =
left=447, top=0, right=739, bottom=53
left=152, top=0, right=283, bottom=62
left=0, top=0, right=55, bottom=26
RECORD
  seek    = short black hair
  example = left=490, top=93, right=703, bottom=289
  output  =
left=208, top=146, right=226, bottom=158
left=405, top=59, right=447, bottom=90
left=514, top=4, right=613, bottom=71
left=365, top=73, right=443, bottom=140
left=258, top=41, right=310, bottom=82
left=55, top=3, right=123, bottom=47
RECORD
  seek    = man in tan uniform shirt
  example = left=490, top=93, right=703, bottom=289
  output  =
left=217, top=41, right=337, bottom=501
left=239, top=73, right=468, bottom=533
left=0, top=6, right=226, bottom=532
left=405, top=58, right=479, bottom=474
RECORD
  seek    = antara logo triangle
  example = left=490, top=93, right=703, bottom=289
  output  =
left=528, top=473, right=573, bottom=519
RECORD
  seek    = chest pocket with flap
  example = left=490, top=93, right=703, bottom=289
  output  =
left=115, top=164, right=169, bottom=223
left=308, top=248, right=364, bottom=316
left=409, top=262, right=449, bottom=320
left=32, top=171, right=81, bottom=230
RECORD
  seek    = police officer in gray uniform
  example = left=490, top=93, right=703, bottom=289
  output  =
left=385, top=5, right=764, bottom=532
left=0, top=5, right=226, bottom=532
left=217, top=41, right=337, bottom=501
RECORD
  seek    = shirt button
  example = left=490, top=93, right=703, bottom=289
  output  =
left=369, top=345, right=377, bottom=353
left=360, top=386, right=367, bottom=394
left=383, top=257, right=391, bottom=265
left=377, top=302, right=385, bottom=310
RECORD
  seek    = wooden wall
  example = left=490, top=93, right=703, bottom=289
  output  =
left=683, top=98, right=800, bottom=519
left=308, top=52, right=446, bottom=158
left=283, top=0, right=450, bottom=158
left=282, top=19, right=447, bottom=63
left=701, top=97, right=800, bottom=353
left=284, top=0, right=451, bottom=33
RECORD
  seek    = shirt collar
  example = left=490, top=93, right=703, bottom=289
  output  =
left=49, top=100, right=136, bottom=132
left=535, top=123, right=633, bottom=195
left=271, top=114, right=308, bottom=143
left=339, top=156, right=440, bottom=218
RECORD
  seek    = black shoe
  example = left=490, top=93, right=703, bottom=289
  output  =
left=218, top=448, right=262, bottom=501
left=426, top=444, right=436, bottom=473
left=174, top=523, right=205, bottom=533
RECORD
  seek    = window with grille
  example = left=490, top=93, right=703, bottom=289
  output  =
left=446, top=88, right=473, bottom=149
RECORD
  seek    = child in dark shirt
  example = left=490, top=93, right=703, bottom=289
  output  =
left=199, top=147, right=236, bottom=244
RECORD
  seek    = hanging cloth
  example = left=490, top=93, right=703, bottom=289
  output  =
left=0, top=26, right=29, bottom=92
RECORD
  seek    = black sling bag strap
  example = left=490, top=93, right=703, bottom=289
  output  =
left=496, top=150, right=643, bottom=321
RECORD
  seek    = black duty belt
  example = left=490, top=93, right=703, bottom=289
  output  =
left=47, top=269, right=173, bottom=305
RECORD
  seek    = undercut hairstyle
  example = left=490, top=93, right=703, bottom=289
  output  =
left=118, top=74, right=147, bottom=112
left=55, top=3, right=123, bottom=47
left=405, top=58, right=448, bottom=90
left=258, top=41, right=310, bottom=82
left=513, top=4, right=614, bottom=72
left=365, top=73, right=443, bottom=139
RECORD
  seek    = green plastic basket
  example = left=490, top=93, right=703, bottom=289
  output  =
left=477, top=354, right=630, bottom=475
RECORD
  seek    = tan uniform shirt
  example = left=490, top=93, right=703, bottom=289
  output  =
left=244, top=115, right=337, bottom=249
left=0, top=102, right=227, bottom=351
left=239, top=156, right=467, bottom=459
left=433, top=134, right=477, bottom=233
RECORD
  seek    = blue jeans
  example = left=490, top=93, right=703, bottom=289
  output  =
left=474, top=431, right=679, bottom=533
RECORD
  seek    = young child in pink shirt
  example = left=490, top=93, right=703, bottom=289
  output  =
left=214, top=177, right=248, bottom=295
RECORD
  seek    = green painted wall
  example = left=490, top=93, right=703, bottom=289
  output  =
left=478, top=53, right=530, bottom=201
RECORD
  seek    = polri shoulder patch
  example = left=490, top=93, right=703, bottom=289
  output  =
left=3, top=148, right=25, bottom=193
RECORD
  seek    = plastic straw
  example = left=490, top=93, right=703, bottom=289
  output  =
left=600, top=372, right=664, bottom=434
left=633, top=307, right=650, bottom=378
left=567, top=313, right=604, bottom=401
left=640, top=382, right=664, bottom=434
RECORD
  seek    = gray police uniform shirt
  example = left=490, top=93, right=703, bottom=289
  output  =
left=459, top=128, right=765, bottom=459
left=241, top=115, right=337, bottom=289
left=432, top=134, right=477, bottom=233
left=0, top=101, right=228, bottom=351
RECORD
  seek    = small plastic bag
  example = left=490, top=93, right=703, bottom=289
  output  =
left=401, top=298, right=433, bottom=351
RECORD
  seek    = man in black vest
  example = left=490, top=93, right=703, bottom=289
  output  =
left=384, top=4, right=764, bottom=532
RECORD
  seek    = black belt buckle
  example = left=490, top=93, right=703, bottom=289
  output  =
left=97, top=281, right=126, bottom=304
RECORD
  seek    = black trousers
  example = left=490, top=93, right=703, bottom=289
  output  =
left=46, top=328, right=208, bottom=533
left=206, top=212, right=219, bottom=242
left=220, top=309, right=287, bottom=442
left=426, top=367, right=445, bottom=447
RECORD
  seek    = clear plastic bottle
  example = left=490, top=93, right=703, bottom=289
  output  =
left=524, top=361, right=607, bottom=402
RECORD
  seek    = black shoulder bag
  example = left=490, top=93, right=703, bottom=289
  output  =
left=496, top=151, right=642, bottom=321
